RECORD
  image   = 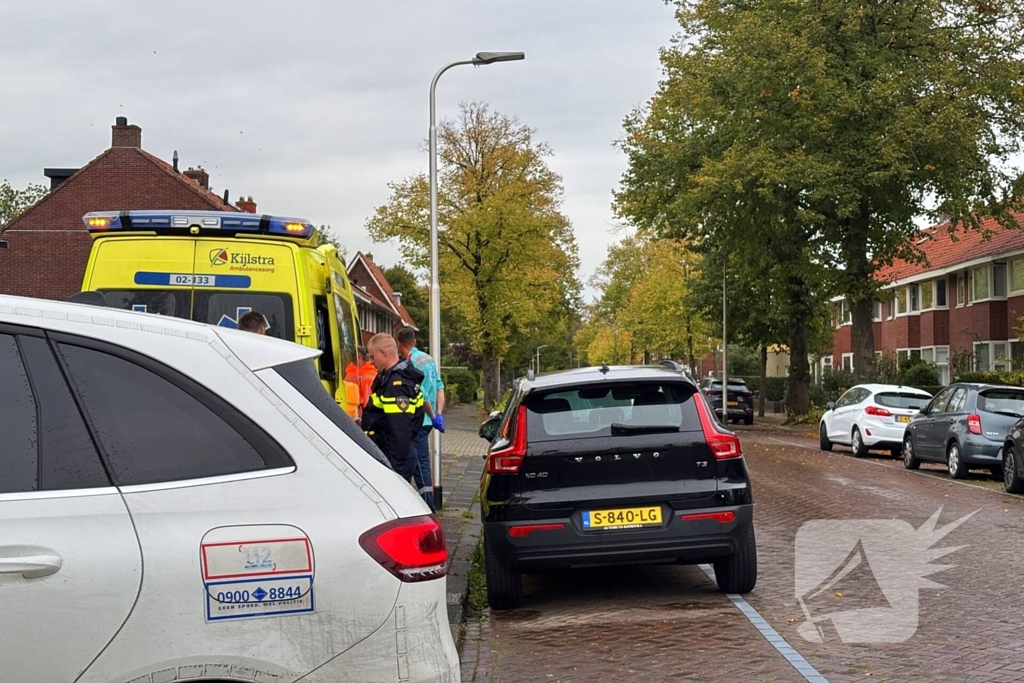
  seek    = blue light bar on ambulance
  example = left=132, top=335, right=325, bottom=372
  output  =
left=82, top=210, right=315, bottom=239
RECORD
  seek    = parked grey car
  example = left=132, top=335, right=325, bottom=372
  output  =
left=902, top=383, right=1024, bottom=478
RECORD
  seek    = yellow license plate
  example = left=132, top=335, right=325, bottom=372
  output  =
left=583, top=506, right=662, bottom=530
left=897, top=415, right=910, bottom=423
left=728, top=401, right=738, bottom=406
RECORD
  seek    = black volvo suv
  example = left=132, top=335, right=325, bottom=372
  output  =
left=477, top=363, right=757, bottom=609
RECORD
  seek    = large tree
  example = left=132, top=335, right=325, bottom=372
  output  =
left=367, top=103, right=580, bottom=409
left=619, top=0, right=1024, bottom=386
left=0, top=179, right=47, bottom=229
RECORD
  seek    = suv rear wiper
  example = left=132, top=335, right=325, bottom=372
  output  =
left=610, top=423, right=680, bottom=435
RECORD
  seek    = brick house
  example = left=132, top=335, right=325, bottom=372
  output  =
left=346, top=251, right=417, bottom=345
left=0, top=116, right=244, bottom=302
left=828, top=210, right=1024, bottom=384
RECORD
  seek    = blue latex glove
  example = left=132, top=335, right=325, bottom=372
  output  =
left=432, top=414, right=445, bottom=433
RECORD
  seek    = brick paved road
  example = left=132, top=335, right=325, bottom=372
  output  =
left=461, top=428, right=1024, bottom=683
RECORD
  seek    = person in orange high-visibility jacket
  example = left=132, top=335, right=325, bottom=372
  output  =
left=344, top=346, right=377, bottom=409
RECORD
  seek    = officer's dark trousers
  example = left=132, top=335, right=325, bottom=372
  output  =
left=411, top=425, right=436, bottom=512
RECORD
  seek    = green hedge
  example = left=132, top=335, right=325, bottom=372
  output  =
left=442, top=369, right=480, bottom=403
left=955, top=371, right=1024, bottom=387
left=733, top=376, right=788, bottom=402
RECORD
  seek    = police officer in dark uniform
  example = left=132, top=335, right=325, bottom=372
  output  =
left=360, top=333, right=425, bottom=476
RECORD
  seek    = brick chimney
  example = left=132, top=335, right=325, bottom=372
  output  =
left=236, top=196, right=257, bottom=213
left=183, top=167, right=210, bottom=190
left=111, top=116, right=142, bottom=148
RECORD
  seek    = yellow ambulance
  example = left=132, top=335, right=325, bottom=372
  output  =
left=80, top=210, right=363, bottom=416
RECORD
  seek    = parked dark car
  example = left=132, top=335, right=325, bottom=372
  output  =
left=998, top=414, right=1024, bottom=493
left=477, top=364, right=757, bottom=609
left=902, top=383, right=1024, bottom=479
left=699, top=377, right=755, bottom=425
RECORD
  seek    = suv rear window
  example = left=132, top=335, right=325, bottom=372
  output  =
left=525, top=382, right=702, bottom=442
left=978, top=389, right=1024, bottom=417
left=875, top=392, right=930, bottom=409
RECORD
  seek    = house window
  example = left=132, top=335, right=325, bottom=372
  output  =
left=994, top=342, right=1009, bottom=372
left=1012, top=260, right=1024, bottom=293
left=975, top=342, right=991, bottom=372
left=935, top=346, right=950, bottom=385
left=886, top=298, right=894, bottom=319
left=842, top=353, right=853, bottom=371
left=1011, top=341, right=1024, bottom=372
left=873, top=301, right=882, bottom=321
left=936, top=279, right=948, bottom=307
left=994, top=263, right=1007, bottom=298
left=921, top=347, right=934, bottom=364
left=822, top=356, right=834, bottom=371
left=921, top=282, right=933, bottom=310
left=957, top=273, right=966, bottom=306
left=909, top=284, right=921, bottom=312
left=898, top=349, right=910, bottom=364
left=974, top=266, right=989, bottom=300
left=839, top=300, right=851, bottom=325
left=896, top=287, right=908, bottom=315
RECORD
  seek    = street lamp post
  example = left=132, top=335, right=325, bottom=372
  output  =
left=428, top=51, right=524, bottom=510
left=535, top=344, right=549, bottom=374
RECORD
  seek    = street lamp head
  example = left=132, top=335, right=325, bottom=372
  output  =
left=473, top=51, right=525, bottom=65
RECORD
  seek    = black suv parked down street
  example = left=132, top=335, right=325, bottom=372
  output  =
left=699, top=377, right=755, bottom=425
left=477, top=363, right=757, bottom=609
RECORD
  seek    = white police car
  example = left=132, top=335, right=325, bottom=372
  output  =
left=0, top=294, right=458, bottom=683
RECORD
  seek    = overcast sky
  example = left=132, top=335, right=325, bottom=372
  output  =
left=0, top=0, right=678, bottom=301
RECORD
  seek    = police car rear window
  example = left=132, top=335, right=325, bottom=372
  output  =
left=273, top=358, right=392, bottom=469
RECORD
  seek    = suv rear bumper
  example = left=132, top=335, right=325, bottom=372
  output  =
left=485, top=504, right=753, bottom=572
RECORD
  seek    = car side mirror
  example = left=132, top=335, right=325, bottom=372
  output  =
left=827, top=401, right=836, bottom=411
left=479, top=417, right=501, bottom=442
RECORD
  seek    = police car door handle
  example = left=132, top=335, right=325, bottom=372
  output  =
left=0, top=550, right=62, bottom=579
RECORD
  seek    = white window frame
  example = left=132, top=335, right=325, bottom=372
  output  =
left=822, top=356, right=834, bottom=372
left=872, top=300, right=883, bottom=322
left=972, top=266, right=989, bottom=302
left=895, top=287, right=909, bottom=316
left=841, top=353, right=854, bottom=372
left=935, top=278, right=949, bottom=309
left=1011, top=259, right=1024, bottom=294
left=993, top=262, right=1008, bottom=299
left=909, top=283, right=921, bottom=313
left=993, top=341, right=1009, bottom=372
left=974, top=341, right=992, bottom=372
left=957, top=272, right=966, bottom=307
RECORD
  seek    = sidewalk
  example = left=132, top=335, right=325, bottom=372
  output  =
left=436, top=404, right=487, bottom=649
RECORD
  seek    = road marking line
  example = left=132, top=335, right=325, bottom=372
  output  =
left=762, top=436, right=1023, bottom=499
left=699, top=564, right=829, bottom=683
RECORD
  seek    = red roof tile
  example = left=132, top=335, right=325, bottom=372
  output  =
left=350, top=252, right=417, bottom=328
left=876, top=210, right=1024, bottom=283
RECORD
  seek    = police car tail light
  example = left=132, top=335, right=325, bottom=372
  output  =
left=359, top=515, right=448, bottom=583
left=487, top=405, right=528, bottom=474
left=694, top=390, right=743, bottom=460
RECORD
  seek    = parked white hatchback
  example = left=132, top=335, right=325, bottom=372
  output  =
left=819, top=383, right=934, bottom=458
left=0, top=294, right=459, bottom=683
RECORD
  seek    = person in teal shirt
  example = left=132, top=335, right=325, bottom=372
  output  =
left=397, top=326, right=445, bottom=511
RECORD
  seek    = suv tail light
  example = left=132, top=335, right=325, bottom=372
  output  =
left=359, top=515, right=448, bottom=583
left=865, top=405, right=892, bottom=417
left=694, top=392, right=742, bottom=459
left=487, top=405, right=528, bottom=474
left=968, top=414, right=982, bottom=435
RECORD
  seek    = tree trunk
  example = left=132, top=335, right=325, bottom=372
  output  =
left=759, top=345, right=768, bottom=417
left=847, top=201, right=878, bottom=383
left=481, top=354, right=500, bottom=412
left=785, top=277, right=812, bottom=416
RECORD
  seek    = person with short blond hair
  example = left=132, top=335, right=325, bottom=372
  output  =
left=361, top=333, right=425, bottom=477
